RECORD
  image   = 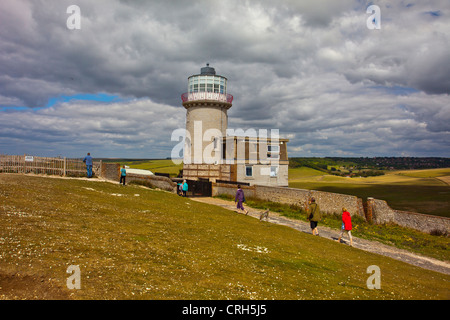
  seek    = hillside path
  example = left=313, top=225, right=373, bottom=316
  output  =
left=190, top=197, right=450, bottom=275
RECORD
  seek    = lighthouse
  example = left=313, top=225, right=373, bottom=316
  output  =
left=181, top=64, right=289, bottom=186
left=181, top=64, right=233, bottom=166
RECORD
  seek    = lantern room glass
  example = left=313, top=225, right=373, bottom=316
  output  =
left=188, top=75, right=227, bottom=94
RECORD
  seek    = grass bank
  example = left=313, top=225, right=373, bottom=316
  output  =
left=215, top=194, right=449, bottom=262
left=0, top=174, right=448, bottom=300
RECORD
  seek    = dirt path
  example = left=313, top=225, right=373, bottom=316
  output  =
left=191, top=197, right=450, bottom=275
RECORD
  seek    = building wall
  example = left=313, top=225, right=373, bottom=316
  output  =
left=184, top=103, right=229, bottom=165
left=183, top=164, right=233, bottom=182
left=236, top=163, right=289, bottom=187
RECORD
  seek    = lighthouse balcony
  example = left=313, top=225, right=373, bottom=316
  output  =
left=181, top=92, right=233, bottom=104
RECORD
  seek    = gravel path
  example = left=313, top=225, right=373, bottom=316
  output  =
left=191, top=197, right=450, bottom=275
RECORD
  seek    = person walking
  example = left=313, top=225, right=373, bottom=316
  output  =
left=120, top=165, right=126, bottom=186
left=235, top=185, right=248, bottom=215
left=338, top=207, right=353, bottom=246
left=306, top=197, right=321, bottom=236
left=182, top=180, right=188, bottom=197
left=83, top=152, right=93, bottom=178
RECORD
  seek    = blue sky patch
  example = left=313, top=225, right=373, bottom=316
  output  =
left=46, top=93, right=126, bottom=107
left=424, top=10, right=442, bottom=17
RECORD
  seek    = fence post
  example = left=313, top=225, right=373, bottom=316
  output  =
left=366, top=197, right=374, bottom=223
left=63, top=157, right=67, bottom=177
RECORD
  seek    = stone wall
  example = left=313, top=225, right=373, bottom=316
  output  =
left=212, top=182, right=256, bottom=199
left=394, top=210, right=449, bottom=234
left=367, top=198, right=450, bottom=234
left=367, top=198, right=396, bottom=224
left=101, top=163, right=120, bottom=181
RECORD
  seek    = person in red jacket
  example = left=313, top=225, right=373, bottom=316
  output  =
left=338, top=207, right=353, bottom=246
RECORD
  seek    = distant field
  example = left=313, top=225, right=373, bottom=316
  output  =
left=289, top=167, right=450, bottom=217
left=120, top=159, right=183, bottom=177
left=395, top=168, right=450, bottom=178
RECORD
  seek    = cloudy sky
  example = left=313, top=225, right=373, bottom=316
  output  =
left=0, top=0, right=449, bottom=159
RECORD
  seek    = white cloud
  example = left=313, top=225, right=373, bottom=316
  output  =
left=0, top=98, right=185, bottom=157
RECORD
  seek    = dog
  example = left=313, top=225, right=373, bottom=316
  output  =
left=259, top=209, right=269, bottom=221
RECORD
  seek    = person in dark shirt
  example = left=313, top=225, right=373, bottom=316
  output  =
left=235, top=185, right=248, bottom=215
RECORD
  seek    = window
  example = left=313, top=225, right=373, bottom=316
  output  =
left=245, top=166, right=253, bottom=177
left=270, top=166, right=278, bottom=177
left=267, top=145, right=280, bottom=159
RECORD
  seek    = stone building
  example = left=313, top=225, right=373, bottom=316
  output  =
left=181, top=64, right=289, bottom=187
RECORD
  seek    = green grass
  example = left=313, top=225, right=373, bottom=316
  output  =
left=1, top=174, right=448, bottom=300
left=395, top=168, right=450, bottom=178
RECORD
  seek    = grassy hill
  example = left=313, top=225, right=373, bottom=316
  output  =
left=0, top=174, right=448, bottom=300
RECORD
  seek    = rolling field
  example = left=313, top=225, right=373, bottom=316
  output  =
left=288, top=167, right=450, bottom=217
left=120, top=159, right=183, bottom=177
left=0, top=174, right=448, bottom=300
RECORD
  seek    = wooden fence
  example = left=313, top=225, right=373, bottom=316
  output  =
left=0, top=154, right=101, bottom=177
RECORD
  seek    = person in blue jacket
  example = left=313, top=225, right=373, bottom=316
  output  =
left=83, top=152, right=93, bottom=178
left=182, top=180, right=188, bottom=197
left=120, top=165, right=126, bottom=186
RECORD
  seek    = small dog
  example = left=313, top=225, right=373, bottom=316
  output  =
left=259, top=209, right=269, bottom=221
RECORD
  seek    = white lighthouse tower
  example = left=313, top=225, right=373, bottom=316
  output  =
left=181, top=64, right=290, bottom=186
left=181, top=64, right=233, bottom=167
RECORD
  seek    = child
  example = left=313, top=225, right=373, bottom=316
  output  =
left=338, top=207, right=353, bottom=246
left=120, top=165, right=126, bottom=185
left=182, top=180, right=188, bottom=197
